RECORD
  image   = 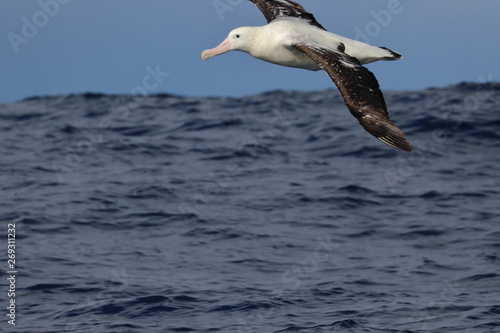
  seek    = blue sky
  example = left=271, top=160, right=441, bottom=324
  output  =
left=1, top=0, right=499, bottom=104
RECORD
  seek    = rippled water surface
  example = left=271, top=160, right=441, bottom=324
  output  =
left=1, top=83, right=499, bottom=332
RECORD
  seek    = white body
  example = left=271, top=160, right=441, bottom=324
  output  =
left=202, top=17, right=398, bottom=70
left=248, top=18, right=395, bottom=70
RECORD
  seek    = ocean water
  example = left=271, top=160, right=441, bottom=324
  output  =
left=1, top=82, right=499, bottom=332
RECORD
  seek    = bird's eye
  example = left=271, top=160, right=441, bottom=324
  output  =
left=235, top=34, right=240, bottom=38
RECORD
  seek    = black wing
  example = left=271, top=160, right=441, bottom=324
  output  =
left=292, top=43, right=412, bottom=152
left=248, top=0, right=326, bottom=30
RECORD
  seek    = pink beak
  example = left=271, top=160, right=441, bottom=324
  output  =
left=201, top=37, right=230, bottom=60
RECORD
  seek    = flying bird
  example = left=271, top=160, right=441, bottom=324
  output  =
left=201, top=0, right=412, bottom=152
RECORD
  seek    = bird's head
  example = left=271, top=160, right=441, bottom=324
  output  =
left=201, top=27, right=256, bottom=60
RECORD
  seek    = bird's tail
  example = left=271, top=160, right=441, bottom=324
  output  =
left=378, top=47, right=402, bottom=61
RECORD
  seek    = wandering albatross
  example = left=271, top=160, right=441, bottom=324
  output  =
left=201, top=0, right=412, bottom=152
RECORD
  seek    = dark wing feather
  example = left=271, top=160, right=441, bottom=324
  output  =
left=292, top=43, right=412, bottom=152
left=248, top=0, right=326, bottom=30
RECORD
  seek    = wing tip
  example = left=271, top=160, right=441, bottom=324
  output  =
left=359, top=115, right=412, bottom=152
left=378, top=136, right=413, bottom=152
